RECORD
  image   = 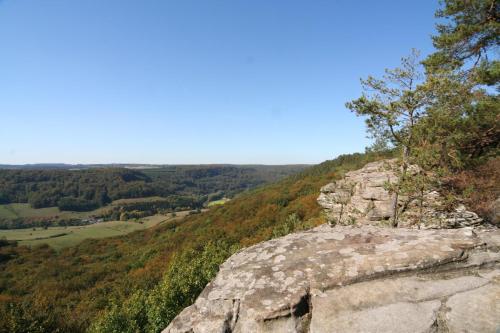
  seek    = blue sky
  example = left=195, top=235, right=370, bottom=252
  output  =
left=0, top=0, right=438, bottom=164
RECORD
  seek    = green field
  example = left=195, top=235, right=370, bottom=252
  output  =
left=0, top=213, right=187, bottom=250
left=0, top=203, right=80, bottom=219
left=0, top=202, right=109, bottom=221
left=207, top=198, right=230, bottom=207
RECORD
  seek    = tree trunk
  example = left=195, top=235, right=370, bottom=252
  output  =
left=392, top=146, right=410, bottom=227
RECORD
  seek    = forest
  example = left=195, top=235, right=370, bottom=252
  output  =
left=0, top=165, right=306, bottom=228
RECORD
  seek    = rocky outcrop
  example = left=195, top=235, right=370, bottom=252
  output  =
left=317, top=160, right=483, bottom=229
left=163, top=161, right=498, bottom=332
left=164, top=225, right=500, bottom=333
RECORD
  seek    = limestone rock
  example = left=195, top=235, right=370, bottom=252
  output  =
left=163, top=225, right=500, bottom=333
left=317, top=159, right=483, bottom=228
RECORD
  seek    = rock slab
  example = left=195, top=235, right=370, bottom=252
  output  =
left=163, top=225, right=500, bottom=333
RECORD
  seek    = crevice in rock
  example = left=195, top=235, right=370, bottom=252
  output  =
left=293, top=291, right=311, bottom=318
left=292, top=287, right=312, bottom=333
left=223, top=299, right=240, bottom=333
left=258, top=287, right=313, bottom=332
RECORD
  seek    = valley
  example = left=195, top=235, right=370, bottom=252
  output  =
left=0, top=1, right=498, bottom=332
left=0, top=165, right=307, bottom=230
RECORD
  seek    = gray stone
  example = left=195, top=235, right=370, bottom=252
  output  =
left=311, top=300, right=442, bottom=333
left=445, top=283, right=500, bottom=333
left=317, top=160, right=483, bottom=228
left=163, top=225, right=500, bottom=333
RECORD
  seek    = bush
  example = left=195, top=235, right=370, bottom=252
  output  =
left=272, top=213, right=311, bottom=238
left=90, top=240, right=239, bottom=333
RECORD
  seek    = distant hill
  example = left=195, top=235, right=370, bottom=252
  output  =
left=0, top=163, right=309, bottom=170
left=0, top=163, right=162, bottom=170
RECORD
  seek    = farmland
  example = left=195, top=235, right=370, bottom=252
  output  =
left=0, top=213, right=188, bottom=250
left=0, top=203, right=94, bottom=220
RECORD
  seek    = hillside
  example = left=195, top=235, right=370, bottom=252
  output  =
left=0, top=165, right=306, bottom=229
left=0, top=151, right=392, bottom=333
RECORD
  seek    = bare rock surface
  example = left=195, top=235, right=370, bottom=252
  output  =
left=317, top=160, right=483, bottom=228
left=163, top=225, right=500, bottom=333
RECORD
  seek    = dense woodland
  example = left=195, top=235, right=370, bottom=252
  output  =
left=0, top=1, right=498, bottom=332
left=0, top=165, right=306, bottom=209
left=0, top=165, right=306, bottom=228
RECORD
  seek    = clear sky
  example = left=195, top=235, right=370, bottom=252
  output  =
left=0, top=0, right=439, bottom=165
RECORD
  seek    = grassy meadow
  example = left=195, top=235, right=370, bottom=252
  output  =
left=0, top=202, right=112, bottom=221
left=0, top=213, right=188, bottom=250
left=0, top=203, right=87, bottom=220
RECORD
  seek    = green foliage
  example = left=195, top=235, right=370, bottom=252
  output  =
left=414, top=70, right=499, bottom=170
left=89, top=240, right=238, bottom=333
left=0, top=166, right=306, bottom=211
left=88, top=292, right=148, bottom=333
left=423, top=0, right=499, bottom=73
left=57, top=197, right=99, bottom=212
left=346, top=49, right=427, bottom=161
left=272, top=213, right=311, bottom=238
left=0, top=298, right=66, bottom=333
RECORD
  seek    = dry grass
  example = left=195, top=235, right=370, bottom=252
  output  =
left=444, top=157, right=500, bottom=223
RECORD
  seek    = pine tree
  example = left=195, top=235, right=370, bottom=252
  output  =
left=346, top=49, right=429, bottom=226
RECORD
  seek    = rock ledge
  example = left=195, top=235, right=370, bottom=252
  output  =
left=164, top=225, right=500, bottom=333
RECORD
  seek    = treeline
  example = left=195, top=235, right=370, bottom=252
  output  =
left=0, top=217, right=89, bottom=230
left=103, top=196, right=206, bottom=221
left=0, top=195, right=206, bottom=230
left=0, top=165, right=306, bottom=212
left=0, top=168, right=147, bottom=210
